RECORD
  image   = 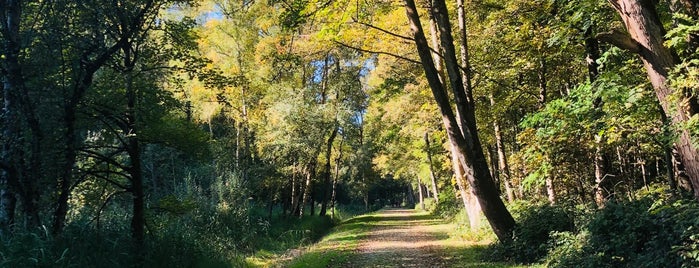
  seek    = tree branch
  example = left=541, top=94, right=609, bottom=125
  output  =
left=596, top=29, right=641, bottom=53
left=351, top=20, right=414, bottom=41
left=332, top=40, right=421, bottom=64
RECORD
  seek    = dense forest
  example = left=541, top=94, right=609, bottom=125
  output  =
left=1, top=0, right=699, bottom=267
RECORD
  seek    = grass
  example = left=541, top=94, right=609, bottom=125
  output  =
left=244, top=206, right=370, bottom=267
left=280, top=212, right=381, bottom=267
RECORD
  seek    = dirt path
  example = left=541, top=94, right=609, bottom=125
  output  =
left=283, top=208, right=533, bottom=268
left=341, top=208, right=454, bottom=267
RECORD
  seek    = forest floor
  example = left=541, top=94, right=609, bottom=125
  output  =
left=278, top=208, right=538, bottom=268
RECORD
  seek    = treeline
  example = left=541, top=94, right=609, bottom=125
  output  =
left=3, top=0, right=699, bottom=267
left=0, top=0, right=407, bottom=266
left=313, top=0, right=699, bottom=266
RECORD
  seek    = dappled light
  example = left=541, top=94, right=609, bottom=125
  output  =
left=1, top=0, right=699, bottom=267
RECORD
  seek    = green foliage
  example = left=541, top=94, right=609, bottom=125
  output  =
left=432, top=188, right=463, bottom=220
left=487, top=202, right=574, bottom=263
left=543, top=197, right=699, bottom=268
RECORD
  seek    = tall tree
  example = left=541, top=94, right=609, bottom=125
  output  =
left=600, top=0, right=699, bottom=199
left=403, top=0, right=515, bottom=241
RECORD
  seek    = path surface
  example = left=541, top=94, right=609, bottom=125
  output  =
left=341, top=208, right=453, bottom=267
left=284, top=208, right=533, bottom=268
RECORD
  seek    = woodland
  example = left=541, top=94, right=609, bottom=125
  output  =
left=1, top=0, right=699, bottom=267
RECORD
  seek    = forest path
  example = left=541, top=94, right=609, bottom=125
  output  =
left=339, top=208, right=454, bottom=267
left=283, top=208, right=533, bottom=268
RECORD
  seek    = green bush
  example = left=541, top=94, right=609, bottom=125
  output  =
left=545, top=197, right=699, bottom=268
left=432, top=188, right=462, bottom=220
left=487, top=202, right=574, bottom=263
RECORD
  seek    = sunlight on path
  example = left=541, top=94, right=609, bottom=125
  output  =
left=284, top=208, right=537, bottom=268
left=344, top=209, right=459, bottom=267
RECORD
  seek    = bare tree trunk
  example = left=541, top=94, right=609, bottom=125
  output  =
left=594, top=147, right=607, bottom=207
left=450, top=144, right=471, bottom=208
left=0, top=0, right=22, bottom=234
left=450, top=144, right=482, bottom=228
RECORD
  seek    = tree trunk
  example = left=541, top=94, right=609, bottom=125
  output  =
left=299, top=160, right=316, bottom=217
left=450, top=144, right=482, bottom=228
left=122, top=52, right=145, bottom=254
left=489, top=93, right=514, bottom=203
left=0, top=0, right=23, bottom=234
left=594, top=147, right=607, bottom=207
left=450, top=144, right=471, bottom=209
left=319, top=127, right=338, bottom=216
left=290, top=168, right=299, bottom=216
left=330, top=137, right=343, bottom=219
left=417, top=176, right=425, bottom=210
left=424, top=132, right=440, bottom=203
left=604, top=0, right=699, bottom=200
left=405, top=0, right=515, bottom=241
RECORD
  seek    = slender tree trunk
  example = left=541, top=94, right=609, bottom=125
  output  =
left=417, top=176, right=425, bottom=210
left=320, top=127, right=338, bottom=216
left=122, top=54, right=145, bottom=254
left=290, top=168, right=299, bottom=216
left=405, top=0, right=515, bottom=241
left=424, top=132, right=439, bottom=202
left=0, top=0, right=22, bottom=234
left=331, top=138, right=343, bottom=219
left=300, top=160, right=316, bottom=217
left=604, top=0, right=699, bottom=200
left=489, top=93, right=514, bottom=202
left=456, top=0, right=474, bottom=105
left=594, top=147, right=607, bottom=207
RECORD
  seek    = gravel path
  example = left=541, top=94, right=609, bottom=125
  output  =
left=340, top=208, right=454, bottom=267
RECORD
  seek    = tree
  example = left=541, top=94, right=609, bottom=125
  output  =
left=403, top=0, right=515, bottom=241
left=600, top=0, right=699, bottom=199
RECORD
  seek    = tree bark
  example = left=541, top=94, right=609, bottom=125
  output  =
left=489, top=93, right=514, bottom=203
left=0, top=0, right=23, bottom=234
left=450, top=143, right=482, bottom=228
left=424, top=131, right=440, bottom=203
left=330, top=137, right=343, bottom=218
left=299, top=159, right=316, bottom=217
left=319, top=126, right=338, bottom=216
left=417, top=176, right=425, bottom=210
left=405, top=0, right=515, bottom=241
left=290, top=168, right=300, bottom=216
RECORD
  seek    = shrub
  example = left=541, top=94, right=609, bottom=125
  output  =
left=433, top=188, right=462, bottom=220
left=486, top=202, right=574, bottom=263
left=545, top=197, right=699, bottom=268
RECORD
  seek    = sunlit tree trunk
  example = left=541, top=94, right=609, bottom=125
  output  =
left=405, top=0, right=515, bottom=241
left=425, top=132, right=439, bottom=202
left=450, top=144, right=482, bottom=228
left=417, top=176, right=425, bottom=210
